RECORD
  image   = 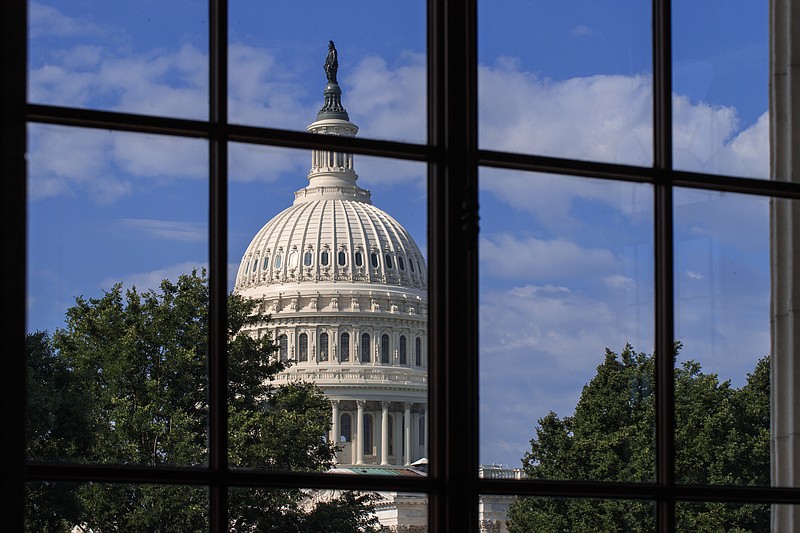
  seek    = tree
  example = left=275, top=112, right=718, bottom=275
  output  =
left=507, top=344, right=770, bottom=533
left=26, top=270, right=380, bottom=532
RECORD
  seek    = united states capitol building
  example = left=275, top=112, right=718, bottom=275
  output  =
left=234, top=43, right=517, bottom=532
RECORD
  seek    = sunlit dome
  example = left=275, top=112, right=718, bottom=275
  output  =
left=234, top=187, right=427, bottom=291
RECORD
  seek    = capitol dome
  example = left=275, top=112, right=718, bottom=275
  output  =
left=234, top=42, right=427, bottom=468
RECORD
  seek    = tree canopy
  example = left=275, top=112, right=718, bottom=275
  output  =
left=26, top=270, right=380, bottom=532
left=507, top=344, right=770, bottom=533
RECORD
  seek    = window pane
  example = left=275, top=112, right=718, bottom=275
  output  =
left=228, top=2, right=426, bottom=143
left=27, top=124, right=208, bottom=467
left=478, top=0, right=652, bottom=165
left=672, top=0, right=768, bottom=179
left=479, top=168, right=654, bottom=481
left=26, top=482, right=208, bottom=532
left=29, top=2, right=208, bottom=119
left=501, top=495, right=655, bottom=532
left=674, top=189, right=770, bottom=486
left=228, top=142, right=427, bottom=473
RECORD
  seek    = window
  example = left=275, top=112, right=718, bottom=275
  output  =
left=298, top=332, right=308, bottom=362
left=381, top=333, right=390, bottom=364
left=9, top=2, right=800, bottom=532
left=262, top=256, right=269, bottom=270
left=360, top=332, right=371, bottom=363
left=385, top=254, right=393, bottom=269
left=319, top=332, right=328, bottom=362
left=354, top=251, right=363, bottom=267
left=340, top=332, right=350, bottom=362
left=337, top=250, right=346, bottom=266
left=340, top=413, right=352, bottom=442
left=399, top=335, right=407, bottom=365
left=398, top=256, right=405, bottom=271
left=303, top=250, right=313, bottom=266
left=321, top=249, right=329, bottom=266
left=279, top=334, right=288, bottom=363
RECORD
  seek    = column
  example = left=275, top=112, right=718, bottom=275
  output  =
left=404, top=402, right=412, bottom=465
left=331, top=400, right=340, bottom=463
left=423, top=405, right=428, bottom=457
left=380, top=401, right=390, bottom=465
left=771, top=5, right=800, bottom=528
left=356, top=400, right=365, bottom=465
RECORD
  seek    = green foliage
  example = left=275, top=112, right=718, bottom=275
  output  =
left=507, top=345, right=770, bottom=533
left=26, top=270, right=379, bottom=532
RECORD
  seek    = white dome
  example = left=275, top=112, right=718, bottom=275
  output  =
left=235, top=196, right=426, bottom=291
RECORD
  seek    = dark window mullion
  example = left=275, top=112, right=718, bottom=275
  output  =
left=208, top=0, right=229, bottom=531
left=653, top=0, right=675, bottom=531
left=3, top=0, right=28, bottom=531
left=428, top=0, right=480, bottom=531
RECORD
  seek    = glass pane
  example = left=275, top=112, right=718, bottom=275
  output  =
left=502, top=496, right=655, bottom=532
left=26, top=482, right=208, bottom=532
left=27, top=124, right=209, bottom=466
left=29, top=1, right=208, bottom=119
left=229, top=142, right=427, bottom=473
left=672, top=1, right=768, bottom=179
left=478, top=0, right=652, bottom=165
left=479, top=169, right=654, bottom=481
left=676, top=502, right=770, bottom=531
left=229, top=1, right=426, bottom=143
left=674, top=189, right=770, bottom=486
left=230, top=487, right=427, bottom=531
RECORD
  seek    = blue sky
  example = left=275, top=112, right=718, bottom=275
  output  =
left=27, top=1, right=769, bottom=470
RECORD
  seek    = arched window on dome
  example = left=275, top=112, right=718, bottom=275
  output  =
left=380, top=334, right=390, bottom=364
left=321, top=249, right=329, bottom=266
left=415, top=337, right=421, bottom=366
left=419, top=416, right=425, bottom=446
left=298, top=333, right=308, bottom=362
left=354, top=251, right=363, bottom=267
left=274, top=254, right=282, bottom=269
left=303, top=250, right=313, bottom=267
left=370, top=252, right=379, bottom=268
left=338, top=250, right=347, bottom=266
left=319, top=332, right=329, bottom=362
left=252, top=256, right=258, bottom=272
left=398, top=256, right=405, bottom=271
left=262, top=256, right=269, bottom=270
left=360, top=333, right=371, bottom=363
left=409, top=257, right=415, bottom=273
left=340, top=332, right=350, bottom=362
left=340, top=413, right=351, bottom=442
left=385, top=254, right=393, bottom=269
left=363, top=413, right=373, bottom=456
left=399, top=335, right=407, bottom=365
left=288, top=250, right=298, bottom=269
left=279, top=334, right=288, bottom=363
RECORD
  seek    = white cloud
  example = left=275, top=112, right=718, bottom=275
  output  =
left=570, top=25, right=593, bottom=38
left=117, top=219, right=206, bottom=242
left=480, top=233, right=619, bottom=280
left=99, top=261, right=208, bottom=293
left=30, top=2, right=106, bottom=39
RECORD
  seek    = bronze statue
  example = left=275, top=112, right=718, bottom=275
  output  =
left=324, top=40, right=338, bottom=83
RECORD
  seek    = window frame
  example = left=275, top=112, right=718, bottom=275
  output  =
left=5, top=1, right=800, bottom=532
